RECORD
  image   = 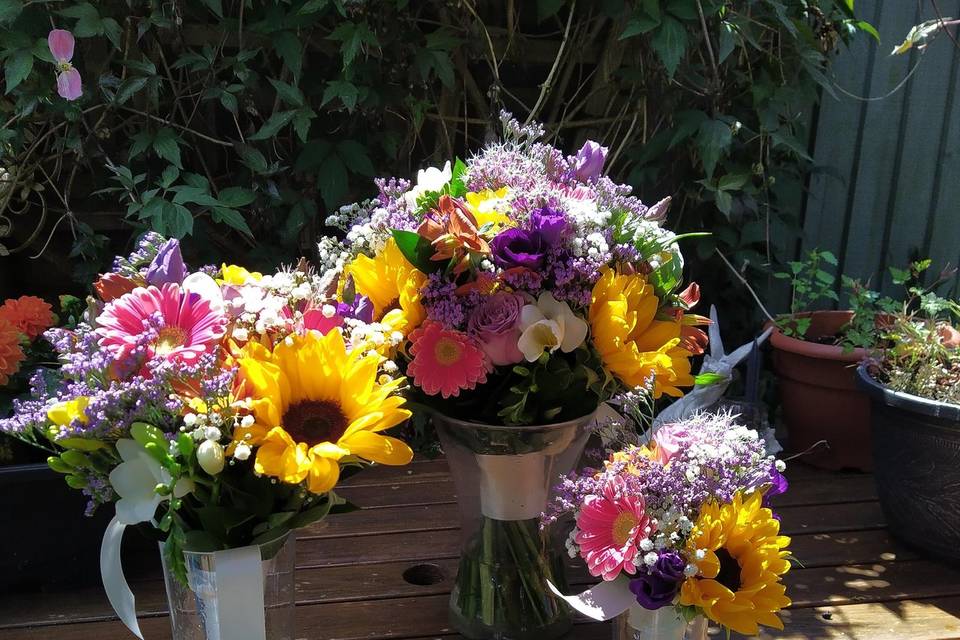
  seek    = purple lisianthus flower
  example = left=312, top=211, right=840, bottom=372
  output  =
left=629, top=551, right=686, bottom=610
left=467, top=291, right=525, bottom=366
left=338, top=294, right=374, bottom=324
left=763, top=463, right=789, bottom=520
left=144, top=239, right=187, bottom=286
left=572, top=140, right=608, bottom=182
left=490, top=207, right=569, bottom=271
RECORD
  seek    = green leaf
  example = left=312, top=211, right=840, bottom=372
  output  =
left=666, top=0, right=698, bottom=21
left=157, top=201, right=194, bottom=238
left=717, top=173, right=750, bottom=191
left=115, top=76, right=149, bottom=104
left=391, top=229, right=441, bottom=274
left=651, top=16, right=688, bottom=78
left=159, top=164, right=180, bottom=188
left=236, top=144, right=269, bottom=174
left=200, top=0, right=223, bottom=18
left=857, top=20, right=879, bottom=43
left=218, top=186, right=256, bottom=208
left=715, top=189, right=732, bottom=215
left=717, top=22, right=736, bottom=63
left=536, top=0, right=566, bottom=22
left=248, top=110, right=297, bottom=141
left=4, top=48, right=32, bottom=94
left=327, top=21, right=379, bottom=68
left=693, top=372, right=728, bottom=386
left=299, top=0, right=330, bottom=14
left=273, top=31, right=303, bottom=78
left=176, top=433, right=194, bottom=459
left=448, top=157, right=468, bottom=197
left=268, top=78, right=305, bottom=108
left=771, top=131, right=812, bottom=161
left=317, top=152, right=347, bottom=209
left=293, top=108, right=315, bottom=143
left=621, top=15, right=661, bottom=39
left=153, top=127, right=182, bottom=168
left=0, top=0, right=23, bottom=24
left=212, top=207, right=253, bottom=237
left=131, top=422, right=166, bottom=448
left=171, top=185, right=220, bottom=207
left=337, top=140, right=374, bottom=176
left=321, top=80, right=359, bottom=111
left=696, top=118, right=732, bottom=178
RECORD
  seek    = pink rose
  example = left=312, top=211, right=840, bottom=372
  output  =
left=651, top=423, right=694, bottom=465
left=468, top=292, right=524, bottom=366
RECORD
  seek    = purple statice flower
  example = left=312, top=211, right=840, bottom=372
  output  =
left=145, top=239, right=188, bottom=286
left=421, top=273, right=467, bottom=329
left=111, top=231, right=168, bottom=276
left=570, top=140, right=608, bottom=182
left=81, top=473, right=115, bottom=517
left=629, top=551, right=686, bottom=610
left=592, top=176, right=651, bottom=223
left=490, top=207, right=569, bottom=271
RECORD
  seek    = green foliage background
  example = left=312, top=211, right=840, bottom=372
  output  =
left=0, top=0, right=872, bottom=333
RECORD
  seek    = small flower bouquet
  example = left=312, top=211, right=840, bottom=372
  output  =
left=545, top=412, right=791, bottom=639
left=0, top=233, right=413, bottom=640
left=318, top=112, right=708, bottom=638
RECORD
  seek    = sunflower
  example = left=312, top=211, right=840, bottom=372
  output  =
left=589, top=267, right=695, bottom=398
left=344, top=238, right=427, bottom=338
left=679, top=491, right=792, bottom=636
left=231, top=329, right=413, bottom=494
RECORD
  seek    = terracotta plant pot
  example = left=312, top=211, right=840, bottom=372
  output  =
left=858, top=365, right=960, bottom=562
left=767, top=311, right=871, bottom=470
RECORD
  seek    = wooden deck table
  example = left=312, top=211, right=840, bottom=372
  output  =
left=3, top=458, right=960, bottom=639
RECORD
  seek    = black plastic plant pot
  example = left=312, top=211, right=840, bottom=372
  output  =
left=0, top=463, right=157, bottom=593
left=857, top=364, right=960, bottom=562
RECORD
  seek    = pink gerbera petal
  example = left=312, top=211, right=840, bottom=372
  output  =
left=407, top=321, right=490, bottom=399
left=48, top=29, right=75, bottom=62
left=96, top=283, right=227, bottom=367
left=574, top=476, right=651, bottom=581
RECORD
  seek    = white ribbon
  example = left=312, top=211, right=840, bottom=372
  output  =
left=547, top=575, right=636, bottom=621
left=101, top=516, right=144, bottom=639
left=100, top=516, right=267, bottom=640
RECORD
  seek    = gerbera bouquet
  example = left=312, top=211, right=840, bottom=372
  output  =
left=0, top=233, right=412, bottom=636
left=320, top=111, right=708, bottom=425
left=545, top=412, right=792, bottom=637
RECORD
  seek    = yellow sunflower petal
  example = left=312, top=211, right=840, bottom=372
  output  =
left=305, top=454, right=341, bottom=494
left=342, top=430, right=413, bottom=466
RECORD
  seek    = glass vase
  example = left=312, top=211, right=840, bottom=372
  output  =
left=160, top=534, right=296, bottom=640
left=434, top=409, right=596, bottom=640
left=612, top=606, right=708, bottom=640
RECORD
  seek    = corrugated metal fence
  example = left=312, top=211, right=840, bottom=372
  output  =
left=802, top=0, right=960, bottom=297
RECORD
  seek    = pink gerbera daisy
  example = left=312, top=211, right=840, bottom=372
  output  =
left=97, top=282, right=227, bottom=366
left=575, top=476, right=651, bottom=581
left=407, top=321, right=489, bottom=398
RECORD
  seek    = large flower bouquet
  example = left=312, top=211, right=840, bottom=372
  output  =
left=321, top=112, right=708, bottom=423
left=318, top=113, right=709, bottom=637
left=0, top=233, right=413, bottom=636
left=546, top=412, right=792, bottom=637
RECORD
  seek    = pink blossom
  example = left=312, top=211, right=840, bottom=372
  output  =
left=650, top=422, right=695, bottom=466
left=48, top=29, right=82, bottom=101
left=575, top=476, right=651, bottom=581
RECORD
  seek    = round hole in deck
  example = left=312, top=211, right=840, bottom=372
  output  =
left=402, top=563, right=446, bottom=586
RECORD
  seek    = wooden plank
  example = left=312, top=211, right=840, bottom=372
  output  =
left=299, top=503, right=460, bottom=539
left=338, top=478, right=457, bottom=509
left=739, top=596, right=960, bottom=639
left=338, top=458, right=450, bottom=487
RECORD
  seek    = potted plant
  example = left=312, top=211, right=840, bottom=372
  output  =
left=857, top=285, right=960, bottom=562
left=767, top=249, right=903, bottom=470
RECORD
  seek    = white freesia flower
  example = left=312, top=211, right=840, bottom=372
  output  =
left=109, top=439, right=192, bottom=525
left=403, top=161, right=452, bottom=210
left=517, top=293, right=589, bottom=362
left=181, top=272, right=225, bottom=313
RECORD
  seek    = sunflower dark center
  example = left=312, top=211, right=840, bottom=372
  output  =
left=715, top=548, right=742, bottom=593
left=282, top=400, right=349, bottom=446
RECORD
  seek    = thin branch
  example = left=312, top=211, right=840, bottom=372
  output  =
left=118, top=108, right=234, bottom=146
left=526, top=0, right=577, bottom=124
left=715, top=248, right=777, bottom=323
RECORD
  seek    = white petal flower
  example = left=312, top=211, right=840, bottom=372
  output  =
left=181, top=272, right=224, bottom=312
left=403, top=161, right=452, bottom=209
left=516, top=293, right=588, bottom=361
left=110, top=439, right=170, bottom=525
